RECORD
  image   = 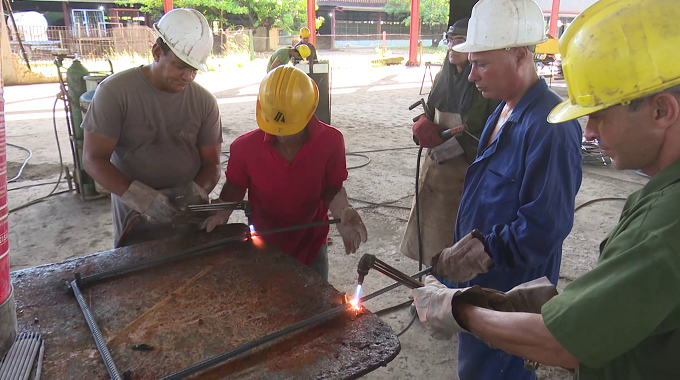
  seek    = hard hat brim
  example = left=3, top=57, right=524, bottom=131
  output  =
left=453, top=36, right=549, bottom=53
left=548, top=98, right=607, bottom=124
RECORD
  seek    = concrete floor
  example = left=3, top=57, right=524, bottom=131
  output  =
left=3, top=59, right=647, bottom=379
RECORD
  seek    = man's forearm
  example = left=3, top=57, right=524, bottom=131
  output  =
left=194, top=163, right=221, bottom=194
left=83, top=159, right=131, bottom=196
left=457, top=304, right=579, bottom=369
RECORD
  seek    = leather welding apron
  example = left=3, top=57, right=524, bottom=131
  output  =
left=399, top=109, right=470, bottom=263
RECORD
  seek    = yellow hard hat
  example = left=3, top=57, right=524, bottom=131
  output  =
left=256, top=66, right=319, bottom=136
left=300, top=27, right=311, bottom=38
left=549, top=0, right=680, bottom=123
left=295, top=44, right=311, bottom=60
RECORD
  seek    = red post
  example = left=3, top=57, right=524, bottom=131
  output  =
left=163, top=0, right=173, bottom=14
left=382, top=31, right=386, bottom=54
left=548, top=0, right=560, bottom=37
left=307, top=0, right=316, bottom=46
left=0, top=24, right=16, bottom=358
left=330, top=7, right=336, bottom=50
left=407, top=0, right=420, bottom=66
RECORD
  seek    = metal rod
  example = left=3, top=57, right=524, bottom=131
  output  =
left=0, top=333, right=24, bottom=379
left=5, top=332, right=32, bottom=380
left=255, top=219, right=340, bottom=237
left=159, top=265, right=430, bottom=380
left=80, top=234, right=250, bottom=285
left=160, top=303, right=350, bottom=380
left=34, top=340, right=44, bottom=380
left=0, top=333, right=19, bottom=377
left=70, top=280, right=122, bottom=380
left=18, top=334, right=40, bottom=380
left=80, top=219, right=341, bottom=286
left=2, top=0, right=31, bottom=71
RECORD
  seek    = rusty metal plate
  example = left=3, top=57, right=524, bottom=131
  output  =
left=11, top=224, right=400, bottom=380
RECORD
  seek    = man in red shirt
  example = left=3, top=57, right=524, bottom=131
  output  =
left=203, top=66, right=368, bottom=280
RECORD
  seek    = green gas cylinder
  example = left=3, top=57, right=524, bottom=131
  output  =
left=66, top=59, right=97, bottom=196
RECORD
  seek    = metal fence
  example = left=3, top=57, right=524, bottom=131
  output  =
left=7, top=24, right=158, bottom=63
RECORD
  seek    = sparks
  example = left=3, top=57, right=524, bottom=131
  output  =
left=344, top=294, right=363, bottom=315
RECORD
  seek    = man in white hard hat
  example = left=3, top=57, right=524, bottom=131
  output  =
left=82, top=8, right=222, bottom=246
left=413, top=1, right=680, bottom=379
left=414, top=0, right=583, bottom=379
left=400, top=18, right=500, bottom=266
left=202, top=66, right=367, bottom=281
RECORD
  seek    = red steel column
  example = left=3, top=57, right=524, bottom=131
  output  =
left=548, top=0, right=560, bottom=37
left=163, top=0, right=173, bottom=14
left=0, top=30, right=16, bottom=358
left=407, top=0, right=420, bottom=66
left=307, top=0, right=316, bottom=46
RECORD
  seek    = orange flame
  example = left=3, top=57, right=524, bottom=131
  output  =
left=344, top=294, right=363, bottom=315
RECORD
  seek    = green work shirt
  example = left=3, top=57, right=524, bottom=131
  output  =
left=542, top=159, right=680, bottom=380
left=458, top=89, right=500, bottom=163
left=431, top=68, right=500, bottom=163
left=267, top=46, right=293, bottom=72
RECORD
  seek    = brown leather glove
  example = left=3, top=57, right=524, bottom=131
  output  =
left=431, top=230, right=494, bottom=283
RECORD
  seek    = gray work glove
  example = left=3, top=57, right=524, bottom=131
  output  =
left=427, top=135, right=465, bottom=164
left=412, top=275, right=470, bottom=340
left=160, top=181, right=209, bottom=210
left=120, top=180, right=178, bottom=224
left=329, top=188, right=368, bottom=254
left=431, top=230, right=494, bottom=283
left=200, top=199, right=233, bottom=233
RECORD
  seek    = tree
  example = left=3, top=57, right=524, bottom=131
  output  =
left=384, top=0, right=448, bottom=46
left=115, top=0, right=310, bottom=34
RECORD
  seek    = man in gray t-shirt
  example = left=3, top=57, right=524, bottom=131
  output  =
left=82, top=9, right=222, bottom=246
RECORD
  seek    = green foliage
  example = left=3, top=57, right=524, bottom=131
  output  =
left=384, top=0, right=449, bottom=27
left=115, top=0, right=309, bottom=33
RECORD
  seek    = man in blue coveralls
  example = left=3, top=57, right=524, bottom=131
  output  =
left=423, top=0, right=583, bottom=379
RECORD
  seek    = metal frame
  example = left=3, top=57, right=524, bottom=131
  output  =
left=71, top=219, right=419, bottom=380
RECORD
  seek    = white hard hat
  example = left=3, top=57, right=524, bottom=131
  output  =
left=453, top=0, right=547, bottom=53
left=153, top=9, right=212, bottom=72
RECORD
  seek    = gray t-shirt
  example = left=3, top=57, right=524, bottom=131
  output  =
left=82, top=67, right=222, bottom=242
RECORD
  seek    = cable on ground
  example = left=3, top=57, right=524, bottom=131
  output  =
left=6, top=143, right=33, bottom=183
left=9, top=97, right=68, bottom=214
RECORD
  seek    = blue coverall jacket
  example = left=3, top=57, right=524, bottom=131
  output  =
left=451, top=79, right=583, bottom=380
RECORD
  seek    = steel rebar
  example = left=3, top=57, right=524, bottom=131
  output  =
left=80, top=219, right=341, bottom=286
left=70, top=280, right=122, bottom=380
left=159, top=265, right=431, bottom=380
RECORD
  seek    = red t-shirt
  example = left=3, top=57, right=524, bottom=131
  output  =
left=226, top=116, right=348, bottom=265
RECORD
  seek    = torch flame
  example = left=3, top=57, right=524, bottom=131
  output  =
left=345, top=295, right=363, bottom=315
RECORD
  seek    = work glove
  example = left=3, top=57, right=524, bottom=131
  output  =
left=160, top=181, right=209, bottom=211
left=503, top=277, right=559, bottom=313
left=427, top=134, right=465, bottom=164
left=412, top=275, right=470, bottom=339
left=412, top=116, right=444, bottom=148
left=431, top=230, right=494, bottom=283
left=329, top=188, right=368, bottom=254
left=200, top=199, right=233, bottom=233
left=120, top=180, right=178, bottom=224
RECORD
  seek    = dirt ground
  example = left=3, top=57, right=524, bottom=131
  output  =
left=3, top=51, right=648, bottom=379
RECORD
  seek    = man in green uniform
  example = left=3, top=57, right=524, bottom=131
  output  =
left=266, top=45, right=311, bottom=72
left=412, top=0, right=680, bottom=379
